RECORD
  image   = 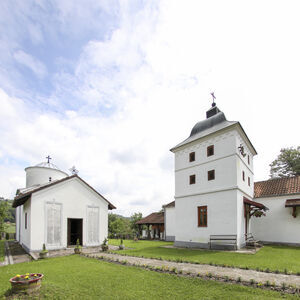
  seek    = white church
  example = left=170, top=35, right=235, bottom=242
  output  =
left=164, top=102, right=300, bottom=249
left=13, top=160, right=115, bottom=253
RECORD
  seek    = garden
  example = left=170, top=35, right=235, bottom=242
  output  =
left=0, top=255, right=298, bottom=299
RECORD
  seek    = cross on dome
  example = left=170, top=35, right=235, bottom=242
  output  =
left=46, top=155, right=52, bottom=164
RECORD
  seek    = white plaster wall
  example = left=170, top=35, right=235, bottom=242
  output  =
left=165, top=207, right=176, bottom=238
left=20, top=200, right=31, bottom=250
left=175, top=155, right=237, bottom=197
left=25, top=167, right=68, bottom=188
left=174, top=130, right=236, bottom=171
left=251, top=195, right=300, bottom=245
left=175, top=190, right=238, bottom=244
left=29, top=177, right=108, bottom=251
left=236, top=190, right=248, bottom=247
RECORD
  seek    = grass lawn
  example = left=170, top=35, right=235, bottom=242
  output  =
left=0, top=240, right=5, bottom=262
left=0, top=255, right=297, bottom=299
left=109, top=239, right=300, bottom=274
left=4, top=222, right=16, bottom=234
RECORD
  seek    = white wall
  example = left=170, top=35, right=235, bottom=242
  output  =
left=165, top=206, right=176, bottom=240
left=25, top=167, right=68, bottom=188
left=175, top=190, right=238, bottom=246
left=29, top=177, right=108, bottom=251
left=252, top=195, right=300, bottom=245
left=19, top=200, right=31, bottom=251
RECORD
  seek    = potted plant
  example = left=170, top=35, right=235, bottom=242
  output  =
left=101, top=238, right=108, bottom=252
left=74, top=239, right=82, bottom=254
left=119, top=238, right=125, bottom=250
left=10, top=273, right=44, bottom=294
left=39, top=244, right=48, bottom=259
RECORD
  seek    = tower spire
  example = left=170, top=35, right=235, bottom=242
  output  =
left=210, top=92, right=216, bottom=107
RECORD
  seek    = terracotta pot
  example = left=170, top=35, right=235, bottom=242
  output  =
left=10, top=274, right=44, bottom=294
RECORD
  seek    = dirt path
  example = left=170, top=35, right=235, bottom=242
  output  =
left=87, top=252, right=300, bottom=288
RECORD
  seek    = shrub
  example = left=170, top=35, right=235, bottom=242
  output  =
left=284, top=268, right=288, bottom=274
left=5, top=232, right=9, bottom=240
left=275, top=270, right=279, bottom=274
left=265, top=268, right=270, bottom=273
left=265, top=281, right=270, bottom=287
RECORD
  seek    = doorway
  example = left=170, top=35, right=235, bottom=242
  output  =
left=67, top=218, right=83, bottom=246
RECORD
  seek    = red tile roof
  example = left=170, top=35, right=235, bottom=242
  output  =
left=135, top=212, right=164, bottom=225
left=254, top=176, right=300, bottom=198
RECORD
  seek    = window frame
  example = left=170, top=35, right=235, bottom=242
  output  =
left=189, top=152, right=195, bottom=162
left=189, top=174, right=196, bottom=185
left=198, top=206, right=207, bottom=227
left=207, top=169, right=215, bottom=181
left=207, top=145, right=214, bottom=157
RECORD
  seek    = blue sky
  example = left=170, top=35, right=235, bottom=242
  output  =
left=0, top=0, right=299, bottom=216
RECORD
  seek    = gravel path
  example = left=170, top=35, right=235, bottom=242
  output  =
left=87, top=252, right=300, bottom=288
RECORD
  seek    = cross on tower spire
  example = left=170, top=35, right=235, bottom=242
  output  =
left=210, top=92, right=216, bottom=107
left=46, top=155, right=52, bottom=164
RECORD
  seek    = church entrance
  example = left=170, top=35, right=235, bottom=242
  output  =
left=67, top=218, right=83, bottom=246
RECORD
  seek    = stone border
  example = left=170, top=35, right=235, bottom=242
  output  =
left=107, top=250, right=300, bottom=277
left=83, top=253, right=300, bottom=295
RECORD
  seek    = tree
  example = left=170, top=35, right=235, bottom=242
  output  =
left=270, top=146, right=300, bottom=178
left=130, top=212, right=143, bottom=236
left=0, top=200, right=8, bottom=237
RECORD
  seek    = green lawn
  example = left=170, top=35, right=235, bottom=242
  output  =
left=109, top=239, right=300, bottom=274
left=0, top=240, right=5, bottom=262
left=4, top=222, right=16, bottom=234
left=0, top=255, right=297, bottom=299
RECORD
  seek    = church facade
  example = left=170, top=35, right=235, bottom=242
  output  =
left=168, top=103, right=268, bottom=249
left=13, top=161, right=115, bottom=252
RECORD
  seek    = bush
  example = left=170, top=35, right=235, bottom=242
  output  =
left=5, top=232, right=9, bottom=240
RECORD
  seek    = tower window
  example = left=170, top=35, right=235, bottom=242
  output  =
left=198, top=206, right=207, bottom=227
left=242, top=171, right=245, bottom=181
left=248, top=177, right=250, bottom=186
left=207, top=145, right=214, bottom=157
left=247, top=155, right=250, bottom=165
left=190, top=175, right=196, bottom=184
left=208, top=170, right=215, bottom=181
left=189, top=152, right=195, bottom=162
left=25, top=212, right=27, bottom=230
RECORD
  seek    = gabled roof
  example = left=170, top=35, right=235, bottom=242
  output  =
left=135, top=212, right=164, bottom=225
left=13, top=174, right=116, bottom=210
left=254, top=176, right=300, bottom=198
left=163, top=200, right=175, bottom=208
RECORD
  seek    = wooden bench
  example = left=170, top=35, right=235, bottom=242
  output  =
left=209, top=235, right=237, bottom=250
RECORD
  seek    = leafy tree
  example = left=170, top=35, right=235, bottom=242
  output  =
left=270, top=146, right=300, bottom=178
left=130, top=212, right=143, bottom=236
left=0, top=200, right=8, bottom=237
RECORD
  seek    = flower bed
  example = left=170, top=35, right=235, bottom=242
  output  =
left=10, top=273, right=44, bottom=294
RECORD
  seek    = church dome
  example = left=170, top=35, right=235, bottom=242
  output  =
left=190, top=110, right=226, bottom=137
left=25, top=158, right=68, bottom=188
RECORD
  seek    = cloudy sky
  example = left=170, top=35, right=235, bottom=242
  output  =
left=0, top=0, right=299, bottom=216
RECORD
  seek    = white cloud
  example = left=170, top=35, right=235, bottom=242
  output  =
left=1, top=0, right=300, bottom=218
left=13, top=50, right=47, bottom=79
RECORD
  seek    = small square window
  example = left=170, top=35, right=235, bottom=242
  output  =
left=248, top=177, right=250, bottom=186
left=242, top=171, right=245, bottom=181
left=207, top=145, right=214, bottom=157
left=190, top=175, right=196, bottom=184
left=208, top=170, right=215, bottom=181
left=198, top=206, right=207, bottom=227
left=189, top=152, right=195, bottom=162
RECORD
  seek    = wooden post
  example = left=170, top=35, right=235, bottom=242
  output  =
left=147, top=225, right=151, bottom=239
left=292, top=207, right=297, bottom=218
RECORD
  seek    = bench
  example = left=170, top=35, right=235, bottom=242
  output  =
left=209, top=235, right=237, bottom=250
